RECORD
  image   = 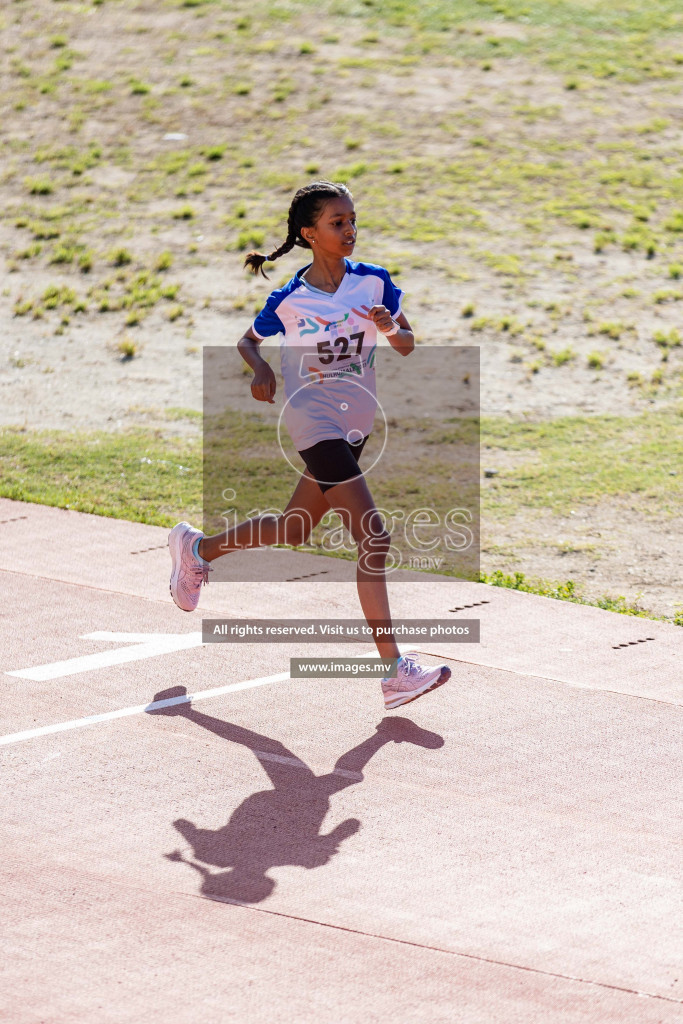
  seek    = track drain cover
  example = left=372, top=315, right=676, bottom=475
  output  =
left=285, top=570, right=331, bottom=581
left=449, top=600, right=491, bottom=612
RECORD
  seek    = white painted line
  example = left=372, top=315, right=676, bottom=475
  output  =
left=0, top=671, right=291, bottom=747
left=253, top=750, right=362, bottom=781
left=83, top=632, right=194, bottom=643
left=0, top=647, right=388, bottom=749
left=6, top=632, right=203, bottom=681
left=326, top=766, right=363, bottom=781
left=254, top=750, right=309, bottom=770
left=6, top=631, right=412, bottom=685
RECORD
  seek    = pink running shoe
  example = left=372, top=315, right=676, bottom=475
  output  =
left=381, top=653, right=450, bottom=710
left=169, top=522, right=211, bottom=612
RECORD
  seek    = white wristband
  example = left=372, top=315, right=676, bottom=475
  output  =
left=384, top=321, right=400, bottom=336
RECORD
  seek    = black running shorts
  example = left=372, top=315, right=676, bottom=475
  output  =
left=298, top=435, right=369, bottom=493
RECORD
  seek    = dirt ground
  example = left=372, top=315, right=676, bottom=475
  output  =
left=1, top=1, right=681, bottom=621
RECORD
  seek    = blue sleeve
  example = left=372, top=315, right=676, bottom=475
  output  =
left=380, top=268, right=403, bottom=317
left=252, top=292, right=286, bottom=338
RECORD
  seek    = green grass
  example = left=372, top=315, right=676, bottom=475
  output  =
left=3, top=410, right=681, bottom=523
left=480, top=408, right=683, bottom=516
left=2, top=414, right=681, bottom=624
left=0, top=427, right=202, bottom=524
left=478, top=569, right=668, bottom=620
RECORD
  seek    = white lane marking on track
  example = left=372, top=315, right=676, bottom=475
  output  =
left=84, top=632, right=195, bottom=643
left=253, top=750, right=363, bottom=781
left=0, top=647, right=387, bottom=753
left=5, top=631, right=203, bottom=681
left=0, top=649, right=384, bottom=749
left=0, top=671, right=292, bottom=747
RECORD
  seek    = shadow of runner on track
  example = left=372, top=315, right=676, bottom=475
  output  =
left=147, top=686, right=444, bottom=904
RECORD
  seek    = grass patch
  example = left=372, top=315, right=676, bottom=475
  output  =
left=109, top=247, right=133, bottom=267
left=653, top=327, right=681, bottom=351
left=6, top=410, right=677, bottom=530
left=117, top=335, right=142, bottom=358
left=155, top=250, right=173, bottom=271
left=0, top=427, right=201, bottom=525
left=587, top=351, right=606, bottom=370
left=479, top=409, right=683, bottom=517
left=2, top=408, right=682, bottom=625
left=25, top=177, right=54, bottom=196
left=550, top=347, right=576, bottom=366
left=478, top=569, right=659, bottom=620
left=172, top=204, right=195, bottom=219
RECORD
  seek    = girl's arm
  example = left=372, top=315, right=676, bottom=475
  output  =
left=367, top=306, right=415, bottom=356
left=237, top=327, right=277, bottom=403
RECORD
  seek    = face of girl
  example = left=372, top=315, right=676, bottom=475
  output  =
left=305, top=196, right=357, bottom=258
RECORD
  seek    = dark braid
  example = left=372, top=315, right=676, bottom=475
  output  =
left=244, top=180, right=353, bottom=279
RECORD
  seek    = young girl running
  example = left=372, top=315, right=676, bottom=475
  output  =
left=169, top=180, right=450, bottom=710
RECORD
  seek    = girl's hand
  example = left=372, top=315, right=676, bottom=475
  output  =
left=251, top=363, right=276, bottom=403
left=367, top=304, right=399, bottom=335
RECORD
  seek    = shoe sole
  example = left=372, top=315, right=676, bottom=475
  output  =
left=168, top=523, right=196, bottom=612
left=383, top=666, right=451, bottom=710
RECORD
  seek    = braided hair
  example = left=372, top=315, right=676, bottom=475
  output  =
left=244, top=180, right=353, bottom=279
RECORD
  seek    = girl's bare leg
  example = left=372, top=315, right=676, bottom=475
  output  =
left=198, top=470, right=329, bottom=562
left=323, top=474, right=400, bottom=662
left=198, top=467, right=399, bottom=661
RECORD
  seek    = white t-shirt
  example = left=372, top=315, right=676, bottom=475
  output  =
left=251, top=259, right=403, bottom=450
